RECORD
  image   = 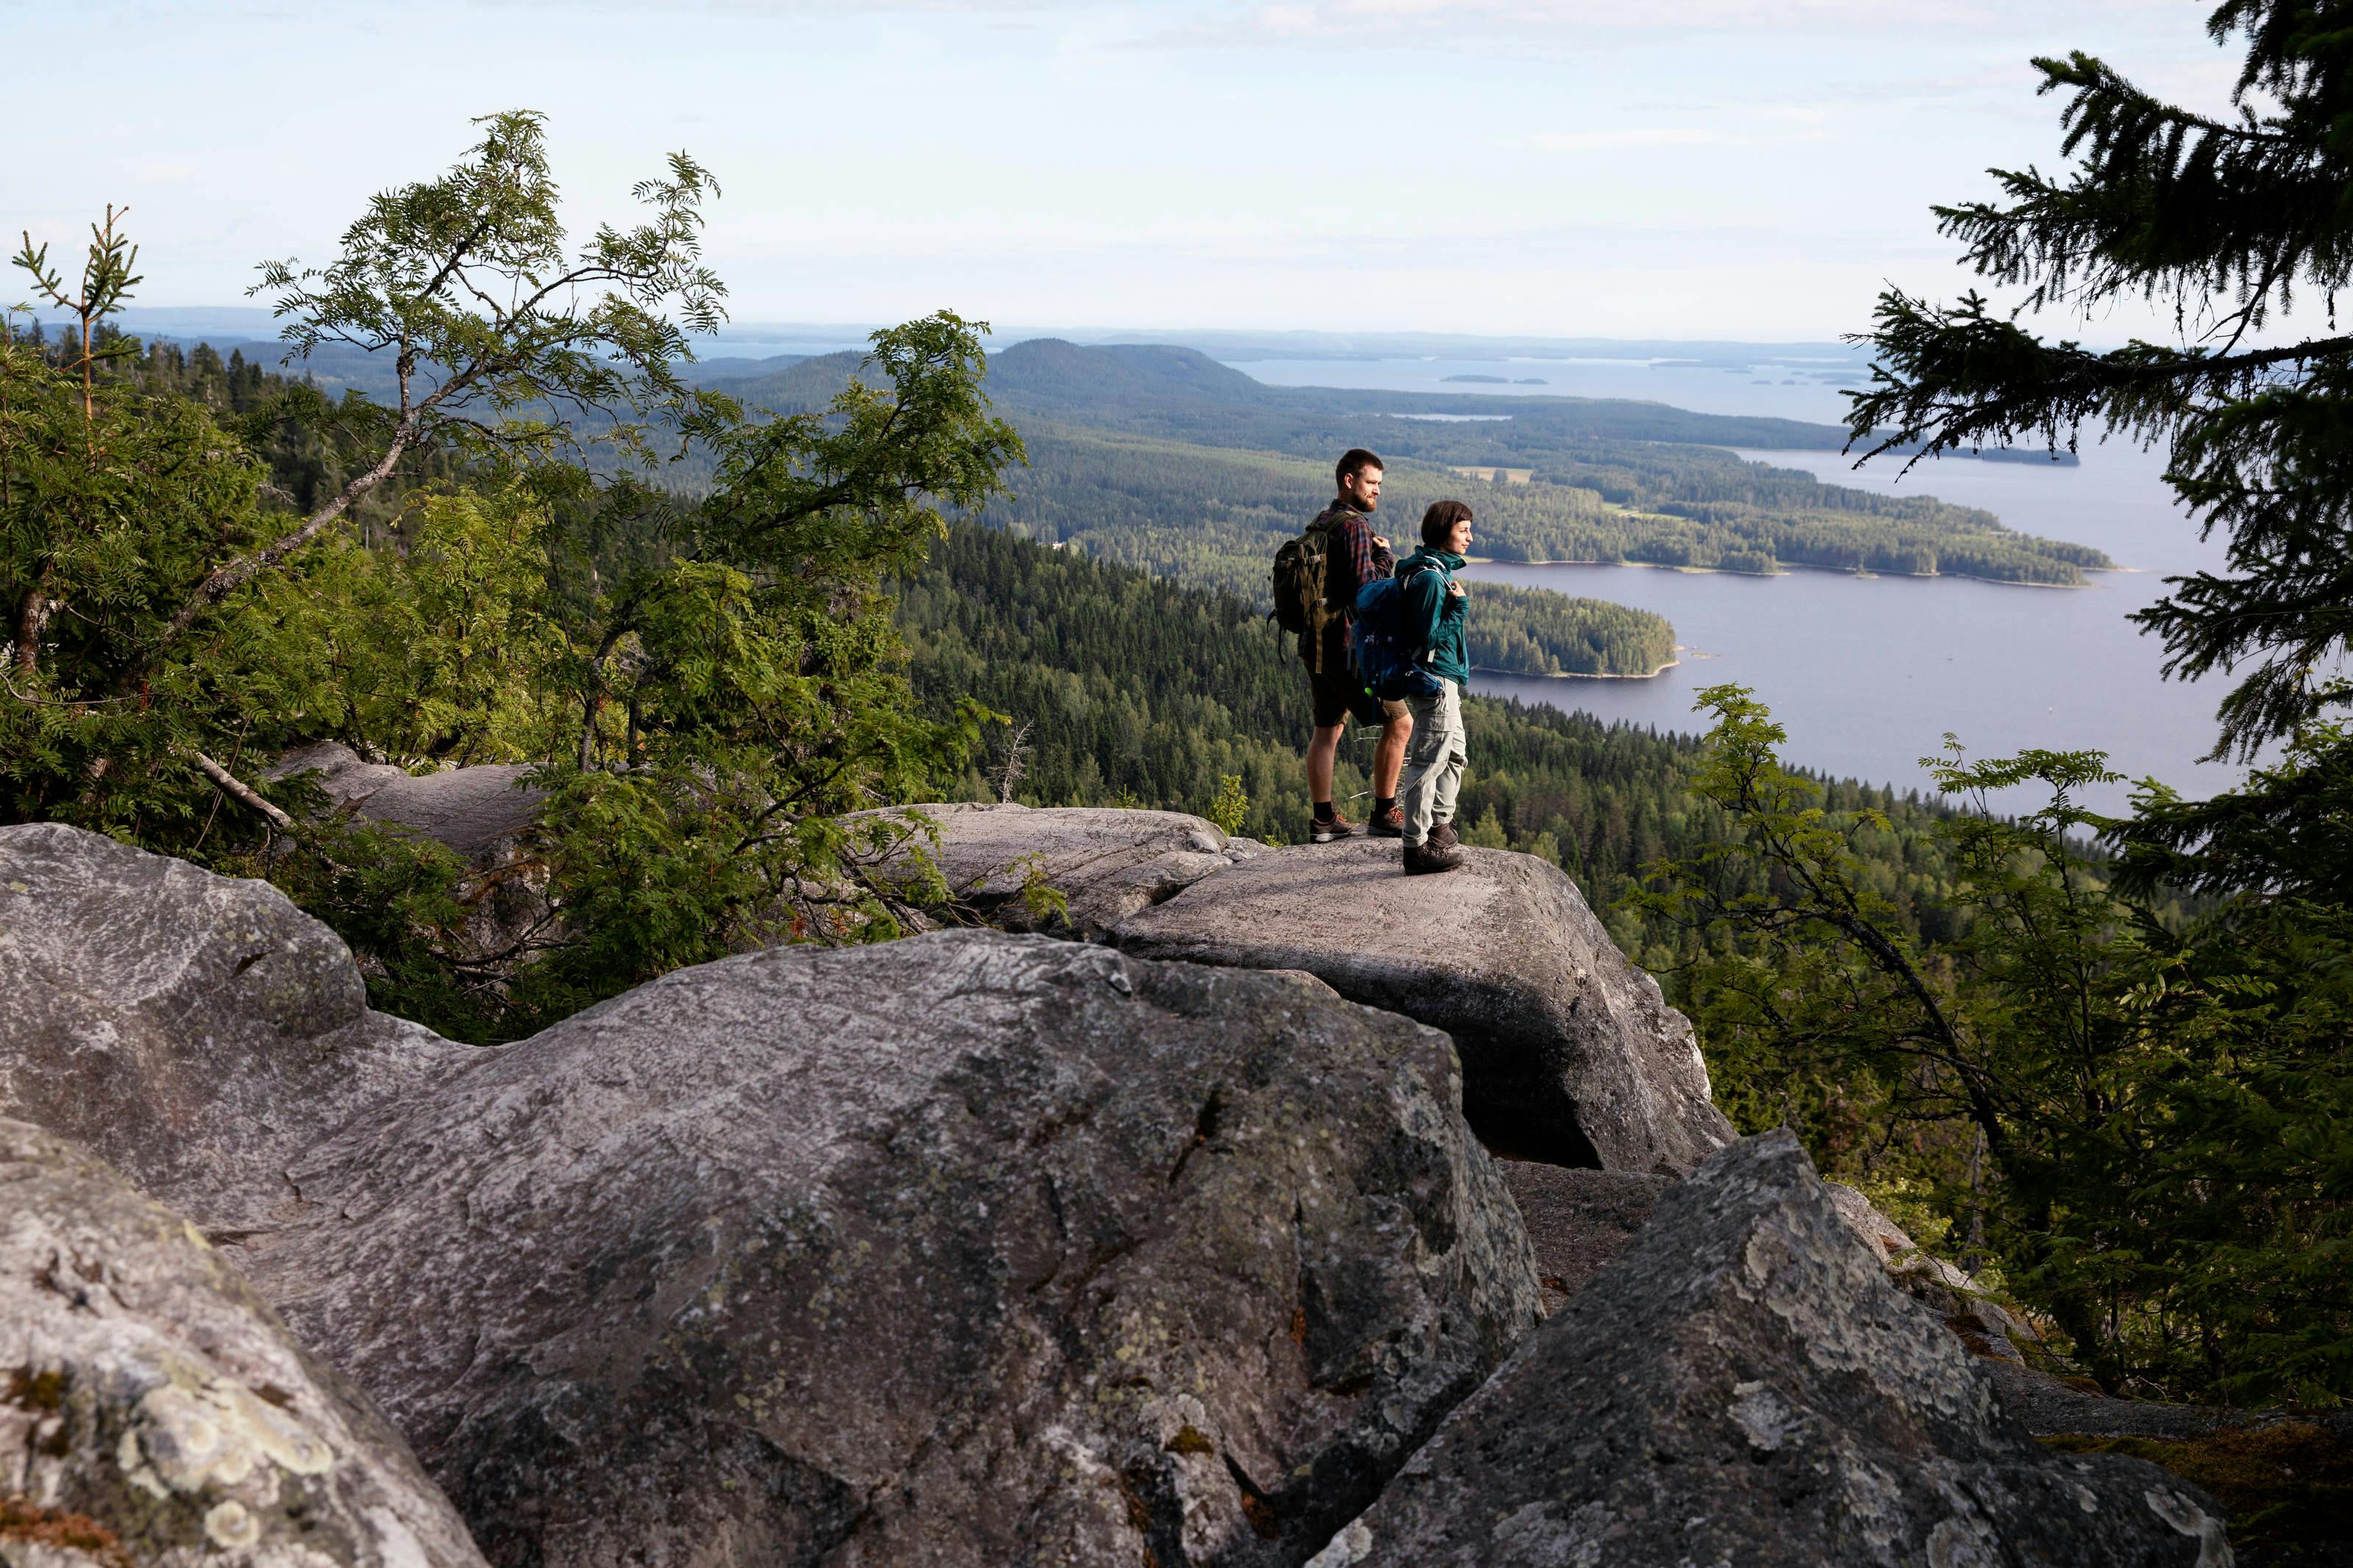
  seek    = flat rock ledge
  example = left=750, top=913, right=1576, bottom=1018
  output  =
left=872, top=802, right=1256, bottom=937
left=1304, top=1131, right=2234, bottom=1568
left=246, top=930, right=1544, bottom=1568
left=1112, top=838, right=1732, bottom=1176
left=0, top=1117, right=485, bottom=1568
left=0, top=823, right=477, bottom=1235
left=270, top=741, right=542, bottom=860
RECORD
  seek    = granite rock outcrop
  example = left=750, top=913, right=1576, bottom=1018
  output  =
left=0, top=1117, right=487, bottom=1568
left=243, top=931, right=1543, bottom=1568
left=1303, top=1131, right=2232, bottom=1568
left=1112, top=838, right=1732, bottom=1175
left=0, top=823, right=475, bottom=1236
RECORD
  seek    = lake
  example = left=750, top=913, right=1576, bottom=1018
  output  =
left=1237, top=352, right=1865, bottom=424
left=1235, top=355, right=2249, bottom=812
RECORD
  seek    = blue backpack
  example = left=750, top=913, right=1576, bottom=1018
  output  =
left=1352, top=558, right=1446, bottom=701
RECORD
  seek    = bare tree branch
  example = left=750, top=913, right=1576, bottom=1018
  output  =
left=188, top=748, right=293, bottom=831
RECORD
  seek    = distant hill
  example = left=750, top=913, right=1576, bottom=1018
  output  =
left=694, top=351, right=870, bottom=410
left=988, top=339, right=1269, bottom=407
left=684, top=353, right=809, bottom=382
left=699, top=337, right=1860, bottom=454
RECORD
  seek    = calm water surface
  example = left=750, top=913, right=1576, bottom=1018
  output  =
left=1469, top=443, right=2241, bottom=815
left=1235, top=354, right=1864, bottom=423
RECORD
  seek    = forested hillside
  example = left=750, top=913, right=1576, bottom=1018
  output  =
left=1468, top=581, right=1677, bottom=676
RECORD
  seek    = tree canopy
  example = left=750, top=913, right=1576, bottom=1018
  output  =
left=1657, top=0, right=2353, bottom=1412
left=2, top=115, right=1021, bottom=1040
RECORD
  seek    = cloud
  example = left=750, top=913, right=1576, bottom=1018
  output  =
left=1235, top=0, right=1996, bottom=35
left=1522, top=108, right=1832, bottom=152
left=1526, top=127, right=1741, bottom=151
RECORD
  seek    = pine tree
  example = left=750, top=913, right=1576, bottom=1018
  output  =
left=1849, top=0, right=2353, bottom=758
left=1737, top=0, right=2353, bottom=1403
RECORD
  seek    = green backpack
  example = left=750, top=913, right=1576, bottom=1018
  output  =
left=1271, top=518, right=1341, bottom=656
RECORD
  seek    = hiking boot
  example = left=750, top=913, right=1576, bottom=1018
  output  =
left=1365, top=803, right=1405, bottom=839
left=1403, top=839, right=1464, bottom=876
left=1428, top=819, right=1459, bottom=851
left=1309, top=811, right=1359, bottom=844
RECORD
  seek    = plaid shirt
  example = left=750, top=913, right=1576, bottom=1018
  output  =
left=1312, top=501, right=1396, bottom=667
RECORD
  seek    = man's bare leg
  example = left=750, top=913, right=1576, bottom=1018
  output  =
left=1374, top=713, right=1412, bottom=802
left=1307, top=721, right=1343, bottom=806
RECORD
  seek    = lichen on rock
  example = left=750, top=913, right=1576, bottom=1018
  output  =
left=0, top=1116, right=485, bottom=1568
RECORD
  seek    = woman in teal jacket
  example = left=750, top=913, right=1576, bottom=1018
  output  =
left=1396, top=501, right=1473, bottom=873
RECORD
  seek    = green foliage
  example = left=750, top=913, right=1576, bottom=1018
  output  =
left=1461, top=808, right=1511, bottom=849
left=1012, top=853, right=1071, bottom=927
left=1640, top=686, right=2353, bottom=1406
left=11, top=204, right=142, bottom=418
left=0, top=326, right=282, bottom=841
left=3, top=124, right=1021, bottom=1042
left=256, top=109, right=730, bottom=473
left=1206, top=773, right=1248, bottom=836
left=290, top=486, right=576, bottom=767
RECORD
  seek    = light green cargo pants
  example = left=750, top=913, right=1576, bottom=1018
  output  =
left=1399, top=676, right=1465, bottom=847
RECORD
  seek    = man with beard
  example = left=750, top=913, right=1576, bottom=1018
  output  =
left=1293, top=448, right=1413, bottom=841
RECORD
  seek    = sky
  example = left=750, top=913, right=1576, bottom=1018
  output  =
left=7, top=0, right=2253, bottom=343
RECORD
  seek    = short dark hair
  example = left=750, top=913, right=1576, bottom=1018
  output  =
left=1336, top=448, right=1384, bottom=487
left=1422, top=499, right=1474, bottom=547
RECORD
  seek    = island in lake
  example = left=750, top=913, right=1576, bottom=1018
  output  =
left=1443, top=373, right=1512, bottom=384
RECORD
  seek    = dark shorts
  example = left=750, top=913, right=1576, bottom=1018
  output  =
left=1308, top=665, right=1410, bottom=730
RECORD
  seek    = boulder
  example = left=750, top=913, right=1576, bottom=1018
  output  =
left=244, top=931, right=1545, bottom=1568
left=1306, top=1131, right=2234, bottom=1568
left=0, top=1117, right=485, bottom=1568
left=1112, top=839, right=1732, bottom=1175
left=270, top=742, right=541, bottom=860
left=875, top=802, right=1254, bottom=937
left=1494, top=1164, right=1668, bottom=1315
left=0, top=824, right=477, bottom=1236
left=1825, top=1183, right=2035, bottom=1365
left=1978, top=1361, right=2253, bottom=1443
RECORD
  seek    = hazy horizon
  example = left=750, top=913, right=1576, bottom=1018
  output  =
left=8, top=1, right=2286, bottom=347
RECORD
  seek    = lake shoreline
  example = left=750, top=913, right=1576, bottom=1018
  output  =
left=1474, top=657, right=1682, bottom=682
left=1464, top=556, right=2097, bottom=590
